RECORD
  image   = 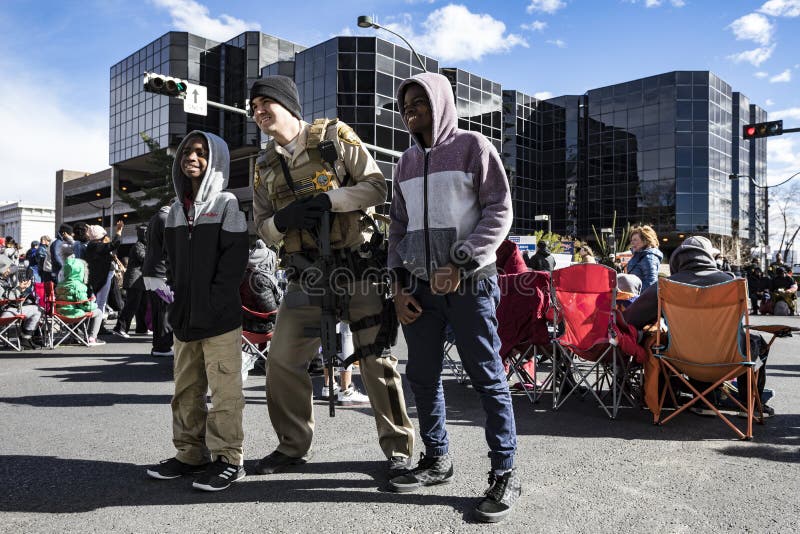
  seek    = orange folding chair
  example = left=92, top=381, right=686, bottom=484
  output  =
left=0, top=298, right=26, bottom=351
left=497, top=270, right=552, bottom=403
left=653, top=278, right=764, bottom=440
left=551, top=264, right=646, bottom=419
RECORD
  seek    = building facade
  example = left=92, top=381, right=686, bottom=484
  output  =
left=0, top=202, right=56, bottom=250
left=91, top=31, right=770, bottom=252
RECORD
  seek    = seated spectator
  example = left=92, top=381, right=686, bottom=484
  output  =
left=746, top=267, right=769, bottom=315
left=626, top=225, right=663, bottom=291
left=578, top=245, right=596, bottom=264
left=624, top=236, right=773, bottom=414
left=239, top=239, right=282, bottom=334
left=770, top=267, right=797, bottom=316
left=0, top=254, right=42, bottom=348
left=529, top=240, right=556, bottom=272
left=55, top=244, right=104, bottom=346
left=616, top=273, right=641, bottom=310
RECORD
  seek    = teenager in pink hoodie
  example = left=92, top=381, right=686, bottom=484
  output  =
left=387, top=72, right=521, bottom=523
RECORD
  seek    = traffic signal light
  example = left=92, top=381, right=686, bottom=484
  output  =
left=743, top=120, right=783, bottom=139
left=142, top=72, right=188, bottom=98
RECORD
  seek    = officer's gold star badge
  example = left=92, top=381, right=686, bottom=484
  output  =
left=312, top=170, right=335, bottom=191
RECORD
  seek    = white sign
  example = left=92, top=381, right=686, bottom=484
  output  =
left=183, top=83, right=207, bottom=116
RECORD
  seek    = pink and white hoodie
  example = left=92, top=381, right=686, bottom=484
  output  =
left=388, top=72, right=512, bottom=283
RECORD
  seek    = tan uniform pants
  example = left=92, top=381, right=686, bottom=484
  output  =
left=266, top=281, right=414, bottom=459
left=172, top=327, right=245, bottom=465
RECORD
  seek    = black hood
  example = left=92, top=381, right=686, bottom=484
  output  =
left=669, top=236, right=718, bottom=274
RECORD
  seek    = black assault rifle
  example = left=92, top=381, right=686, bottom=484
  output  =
left=302, top=210, right=340, bottom=417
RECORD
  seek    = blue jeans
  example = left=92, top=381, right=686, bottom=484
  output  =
left=402, top=275, right=516, bottom=472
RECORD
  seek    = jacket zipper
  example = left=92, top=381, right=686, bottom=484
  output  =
left=423, top=151, right=431, bottom=279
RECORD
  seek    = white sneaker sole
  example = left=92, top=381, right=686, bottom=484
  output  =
left=192, top=469, right=245, bottom=491
left=146, top=469, right=181, bottom=480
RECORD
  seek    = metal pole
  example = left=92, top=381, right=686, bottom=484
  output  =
left=764, top=184, right=769, bottom=269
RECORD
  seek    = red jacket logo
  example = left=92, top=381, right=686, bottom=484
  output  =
left=203, top=212, right=219, bottom=217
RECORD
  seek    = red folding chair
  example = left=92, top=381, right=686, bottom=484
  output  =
left=44, top=281, right=97, bottom=348
left=551, top=264, right=646, bottom=419
left=498, top=271, right=552, bottom=403
left=241, top=306, right=277, bottom=378
left=0, top=298, right=26, bottom=351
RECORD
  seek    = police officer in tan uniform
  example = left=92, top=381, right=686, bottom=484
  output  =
left=249, top=75, right=415, bottom=478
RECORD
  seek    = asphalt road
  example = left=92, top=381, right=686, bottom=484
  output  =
left=1, top=315, right=799, bottom=533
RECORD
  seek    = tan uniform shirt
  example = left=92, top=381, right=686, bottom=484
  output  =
left=253, top=120, right=387, bottom=249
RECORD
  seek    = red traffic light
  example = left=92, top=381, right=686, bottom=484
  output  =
left=743, top=120, right=783, bottom=139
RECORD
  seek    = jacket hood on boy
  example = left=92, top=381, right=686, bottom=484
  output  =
left=172, top=130, right=231, bottom=204
left=164, top=131, right=248, bottom=342
left=248, top=239, right=277, bottom=272
left=388, top=73, right=512, bottom=282
left=397, top=72, right=457, bottom=150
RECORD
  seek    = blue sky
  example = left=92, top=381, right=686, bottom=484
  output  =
left=1, top=0, right=799, bottom=214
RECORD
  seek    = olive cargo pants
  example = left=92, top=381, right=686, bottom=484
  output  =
left=266, top=281, right=414, bottom=459
left=171, top=327, right=245, bottom=466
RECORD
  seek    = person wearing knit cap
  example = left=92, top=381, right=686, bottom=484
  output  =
left=250, top=75, right=415, bottom=480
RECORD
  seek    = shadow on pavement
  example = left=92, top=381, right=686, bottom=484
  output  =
left=35, top=355, right=173, bottom=383
left=0, top=456, right=475, bottom=515
left=717, top=443, right=800, bottom=463
left=0, top=393, right=173, bottom=407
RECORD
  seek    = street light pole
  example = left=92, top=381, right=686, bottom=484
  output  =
left=729, top=170, right=800, bottom=268
left=534, top=214, right=551, bottom=236
left=357, top=15, right=428, bottom=72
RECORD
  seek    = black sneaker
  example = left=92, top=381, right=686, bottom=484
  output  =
left=387, top=453, right=453, bottom=493
left=388, top=455, right=412, bottom=479
left=255, top=450, right=312, bottom=475
left=473, top=468, right=522, bottom=523
left=146, top=457, right=209, bottom=480
left=192, top=459, right=245, bottom=491
left=111, top=329, right=130, bottom=339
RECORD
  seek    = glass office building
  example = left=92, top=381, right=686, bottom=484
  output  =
left=102, top=29, right=769, bottom=247
left=502, top=91, right=540, bottom=234
left=440, top=68, right=503, bottom=153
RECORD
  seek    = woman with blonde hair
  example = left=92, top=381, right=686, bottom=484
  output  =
left=578, top=245, right=596, bottom=264
left=626, top=225, right=662, bottom=291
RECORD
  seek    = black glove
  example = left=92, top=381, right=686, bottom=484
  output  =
left=273, top=194, right=331, bottom=232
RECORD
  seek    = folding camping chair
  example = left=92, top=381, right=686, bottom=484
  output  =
left=551, top=264, right=646, bottom=419
left=442, top=324, right=468, bottom=384
left=0, top=298, right=26, bottom=351
left=498, top=270, right=552, bottom=403
left=44, top=281, right=97, bottom=348
left=653, top=278, right=764, bottom=440
left=241, top=306, right=277, bottom=379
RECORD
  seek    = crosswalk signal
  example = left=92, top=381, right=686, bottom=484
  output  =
left=743, top=120, right=783, bottom=139
left=143, top=72, right=188, bottom=98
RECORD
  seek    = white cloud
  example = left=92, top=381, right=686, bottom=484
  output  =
left=765, top=98, right=775, bottom=106
left=766, top=137, right=800, bottom=184
left=521, top=20, right=548, bottom=31
left=728, top=45, right=775, bottom=66
left=759, top=0, right=800, bottom=17
left=150, top=0, right=259, bottom=42
left=383, top=6, right=528, bottom=62
left=772, top=106, right=800, bottom=121
left=670, top=0, right=686, bottom=6
left=526, top=0, right=566, bottom=14
left=546, top=39, right=566, bottom=48
left=770, top=68, right=792, bottom=82
left=754, top=71, right=769, bottom=78
left=534, top=91, right=554, bottom=100
left=645, top=0, right=661, bottom=7
left=728, top=13, right=774, bottom=45
left=0, top=62, right=108, bottom=206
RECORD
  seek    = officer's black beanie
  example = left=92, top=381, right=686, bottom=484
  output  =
left=249, top=75, right=302, bottom=120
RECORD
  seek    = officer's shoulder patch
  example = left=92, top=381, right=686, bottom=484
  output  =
left=337, top=124, right=361, bottom=146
